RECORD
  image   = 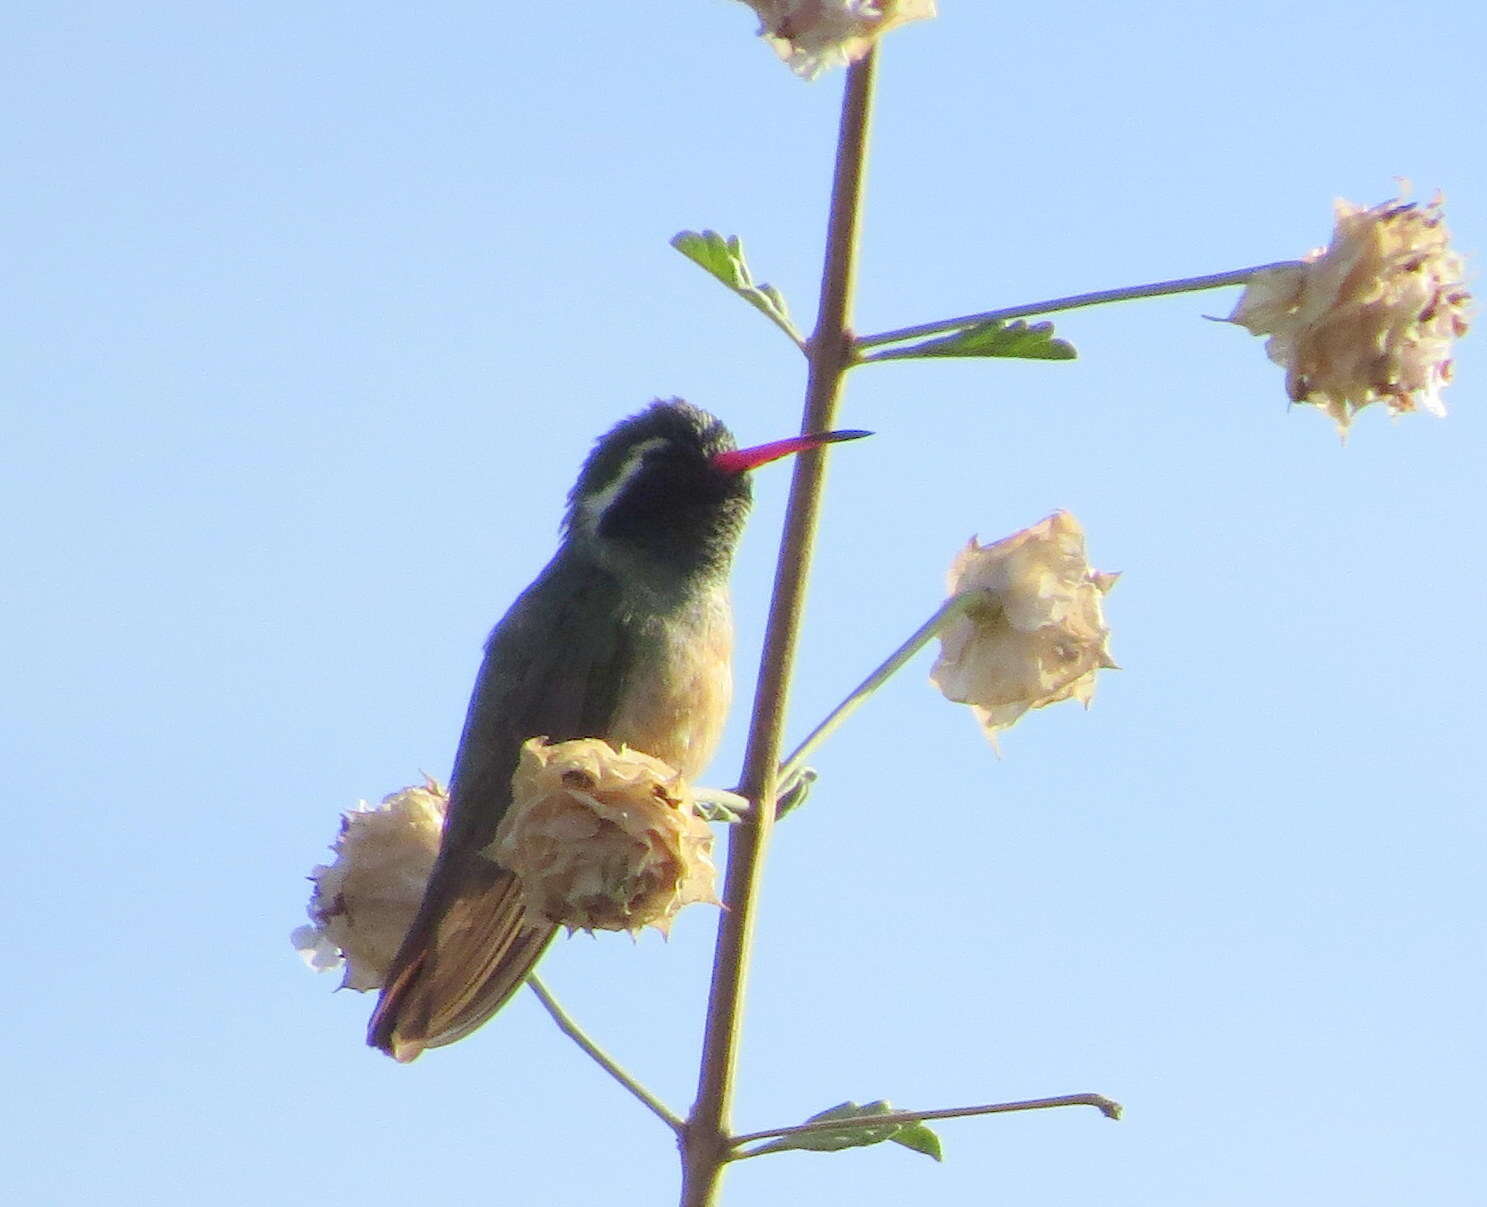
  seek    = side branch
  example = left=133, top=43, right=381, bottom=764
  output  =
left=778, top=591, right=976, bottom=791
left=528, top=976, right=684, bottom=1134
left=731, top=1093, right=1123, bottom=1156
left=856, top=261, right=1302, bottom=351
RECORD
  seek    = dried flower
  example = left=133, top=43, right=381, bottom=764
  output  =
left=1228, top=193, right=1471, bottom=435
left=291, top=781, right=446, bottom=991
left=490, top=738, right=719, bottom=936
left=931, top=511, right=1118, bottom=742
left=738, top=0, right=936, bottom=80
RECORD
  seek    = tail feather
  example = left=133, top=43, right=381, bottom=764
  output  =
left=368, top=859, right=556, bottom=1061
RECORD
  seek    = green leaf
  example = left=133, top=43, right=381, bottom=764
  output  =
left=670, top=230, right=803, bottom=345
left=747, top=1100, right=943, bottom=1163
left=691, top=796, right=745, bottom=825
left=864, top=318, right=1076, bottom=362
left=749, top=1102, right=897, bottom=1155
left=889, top=1119, right=944, bottom=1162
left=775, top=767, right=817, bottom=819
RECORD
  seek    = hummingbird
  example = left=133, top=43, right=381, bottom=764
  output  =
left=368, top=399, right=867, bottom=1060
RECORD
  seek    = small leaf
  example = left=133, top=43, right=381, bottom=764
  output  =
left=865, top=319, right=1077, bottom=362
left=746, top=1100, right=942, bottom=1163
left=692, top=787, right=752, bottom=824
left=750, top=1102, right=897, bottom=1156
left=890, top=1120, right=944, bottom=1162
left=692, top=797, right=745, bottom=825
left=775, top=767, right=817, bottom=819
left=670, top=230, right=803, bottom=344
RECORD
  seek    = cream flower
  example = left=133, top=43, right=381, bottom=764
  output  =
left=738, top=0, right=936, bottom=80
left=490, top=738, right=719, bottom=936
left=1228, top=193, right=1471, bottom=435
left=291, top=781, right=446, bottom=992
left=931, top=511, right=1118, bottom=742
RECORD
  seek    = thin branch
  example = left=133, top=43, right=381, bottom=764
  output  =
left=528, top=976, right=684, bottom=1134
left=777, top=591, right=975, bottom=791
left=855, top=260, right=1301, bottom=352
left=730, top=1093, right=1122, bottom=1156
left=679, top=50, right=878, bottom=1207
left=710, top=593, right=975, bottom=818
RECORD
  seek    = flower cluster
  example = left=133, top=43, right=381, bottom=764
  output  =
left=490, top=738, right=720, bottom=936
left=738, top=0, right=936, bottom=79
left=292, top=781, right=446, bottom=991
left=931, top=511, right=1118, bottom=743
left=1228, top=194, right=1471, bottom=436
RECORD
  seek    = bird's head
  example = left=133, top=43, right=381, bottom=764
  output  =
left=566, top=399, right=867, bottom=594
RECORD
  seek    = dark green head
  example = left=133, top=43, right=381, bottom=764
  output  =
left=566, top=400, right=751, bottom=588
left=565, top=398, right=871, bottom=593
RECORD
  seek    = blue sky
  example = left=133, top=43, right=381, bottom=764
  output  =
left=5, top=4, right=1484, bottom=1205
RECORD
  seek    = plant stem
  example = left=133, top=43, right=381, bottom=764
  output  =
left=730, top=1093, right=1122, bottom=1157
left=678, top=50, right=878, bottom=1207
left=528, top=976, right=684, bottom=1134
left=855, top=260, right=1302, bottom=352
left=777, top=592, right=974, bottom=792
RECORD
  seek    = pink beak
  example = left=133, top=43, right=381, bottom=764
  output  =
left=711, top=428, right=871, bottom=477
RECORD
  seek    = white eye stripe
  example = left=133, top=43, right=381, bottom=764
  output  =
left=575, top=437, right=669, bottom=534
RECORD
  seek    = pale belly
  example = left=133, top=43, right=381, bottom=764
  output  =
left=608, top=590, right=733, bottom=781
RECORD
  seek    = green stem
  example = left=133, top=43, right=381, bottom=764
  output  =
left=679, top=50, right=878, bottom=1207
left=777, top=592, right=976, bottom=791
left=855, top=260, right=1301, bottom=352
left=528, top=976, right=684, bottom=1134
left=730, top=1093, right=1122, bottom=1158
